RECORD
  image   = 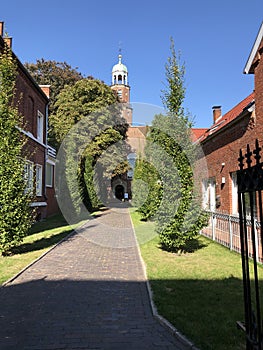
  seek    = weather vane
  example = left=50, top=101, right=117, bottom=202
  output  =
left=118, top=41, right=122, bottom=55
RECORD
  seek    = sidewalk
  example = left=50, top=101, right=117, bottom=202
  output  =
left=0, top=207, right=193, bottom=350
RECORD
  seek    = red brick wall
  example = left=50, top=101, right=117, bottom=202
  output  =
left=15, top=68, right=47, bottom=143
left=46, top=187, right=59, bottom=217
left=198, top=115, right=257, bottom=213
left=197, top=36, right=263, bottom=214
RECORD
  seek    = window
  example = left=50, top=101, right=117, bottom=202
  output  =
left=127, top=153, right=136, bottom=179
left=24, top=161, right=33, bottom=194
left=117, top=89, right=122, bottom=99
left=36, top=164, right=43, bottom=196
left=231, top=172, right=238, bottom=215
left=243, top=192, right=257, bottom=218
left=202, top=178, right=216, bottom=211
left=37, top=111, right=44, bottom=143
left=46, top=163, right=54, bottom=187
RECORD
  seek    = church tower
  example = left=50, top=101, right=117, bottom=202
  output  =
left=111, top=53, right=132, bottom=124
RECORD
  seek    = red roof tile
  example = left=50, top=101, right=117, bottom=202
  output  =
left=191, top=128, right=208, bottom=141
left=194, top=92, right=255, bottom=142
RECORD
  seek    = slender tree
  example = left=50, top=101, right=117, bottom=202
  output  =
left=134, top=39, right=207, bottom=252
left=0, top=45, right=33, bottom=255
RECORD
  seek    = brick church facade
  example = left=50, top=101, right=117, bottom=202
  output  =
left=110, top=53, right=147, bottom=200
left=0, top=22, right=58, bottom=219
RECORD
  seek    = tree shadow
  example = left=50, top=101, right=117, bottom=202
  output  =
left=0, top=278, right=185, bottom=350
left=159, top=237, right=208, bottom=254
left=10, top=229, right=74, bottom=255
left=0, top=277, right=248, bottom=350
left=28, top=213, right=69, bottom=236
left=181, top=237, right=208, bottom=253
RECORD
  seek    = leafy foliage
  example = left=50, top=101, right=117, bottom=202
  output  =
left=132, top=157, right=163, bottom=220
left=53, top=78, right=129, bottom=213
left=0, top=45, right=33, bottom=255
left=50, top=78, right=120, bottom=145
left=134, top=39, right=208, bottom=252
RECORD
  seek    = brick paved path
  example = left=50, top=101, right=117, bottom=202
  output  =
left=0, top=207, right=191, bottom=350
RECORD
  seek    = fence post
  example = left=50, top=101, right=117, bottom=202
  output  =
left=254, top=218, right=259, bottom=263
left=229, top=215, right=233, bottom=251
left=212, top=212, right=215, bottom=241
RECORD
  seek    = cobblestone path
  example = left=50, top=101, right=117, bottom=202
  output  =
left=0, top=207, right=192, bottom=350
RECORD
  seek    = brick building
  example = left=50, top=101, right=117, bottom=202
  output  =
left=0, top=22, right=59, bottom=219
left=193, top=22, right=263, bottom=216
left=110, top=53, right=147, bottom=200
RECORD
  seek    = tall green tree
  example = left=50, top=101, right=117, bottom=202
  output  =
left=53, top=78, right=129, bottom=213
left=132, top=156, right=163, bottom=220
left=134, top=39, right=207, bottom=252
left=0, top=45, right=33, bottom=255
left=24, top=59, right=83, bottom=147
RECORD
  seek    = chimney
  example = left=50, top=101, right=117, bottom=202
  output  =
left=212, top=105, right=222, bottom=123
left=0, top=22, right=4, bottom=37
left=4, top=37, right=12, bottom=48
left=39, top=85, right=51, bottom=98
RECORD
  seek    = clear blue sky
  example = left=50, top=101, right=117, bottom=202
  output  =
left=1, top=0, right=262, bottom=127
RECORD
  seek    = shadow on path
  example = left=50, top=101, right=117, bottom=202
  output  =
left=0, top=278, right=184, bottom=350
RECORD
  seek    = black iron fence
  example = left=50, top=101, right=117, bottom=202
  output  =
left=237, top=140, right=263, bottom=349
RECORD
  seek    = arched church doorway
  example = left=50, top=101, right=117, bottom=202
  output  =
left=115, top=185, right=124, bottom=200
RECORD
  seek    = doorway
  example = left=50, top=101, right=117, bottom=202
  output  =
left=115, top=185, right=124, bottom=200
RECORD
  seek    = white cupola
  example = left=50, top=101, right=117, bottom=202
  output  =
left=112, top=54, right=128, bottom=86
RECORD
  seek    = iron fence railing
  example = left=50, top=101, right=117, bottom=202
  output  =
left=201, top=210, right=263, bottom=263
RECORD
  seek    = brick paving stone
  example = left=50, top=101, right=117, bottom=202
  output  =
left=0, top=206, right=193, bottom=350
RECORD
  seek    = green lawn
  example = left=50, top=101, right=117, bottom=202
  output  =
left=0, top=213, right=79, bottom=285
left=130, top=210, right=262, bottom=350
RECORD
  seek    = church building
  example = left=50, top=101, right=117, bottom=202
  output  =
left=110, top=53, right=147, bottom=201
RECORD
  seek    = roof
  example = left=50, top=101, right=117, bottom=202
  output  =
left=195, top=92, right=255, bottom=143
left=127, top=126, right=147, bottom=154
left=244, top=22, right=263, bottom=74
left=191, top=128, right=208, bottom=141
left=112, top=54, right=128, bottom=73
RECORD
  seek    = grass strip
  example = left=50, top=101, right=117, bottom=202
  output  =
left=130, top=210, right=263, bottom=350
left=0, top=213, right=80, bottom=285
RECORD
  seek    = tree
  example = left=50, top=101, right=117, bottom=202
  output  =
left=24, top=59, right=83, bottom=147
left=50, top=78, right=120, bottom=145
left=132, top=156, right=163, bottom=220
left=0, top=45, right=33, bottom=255
left=134, top=39, right=207, bottom=252
left=52, top=78, right=129, bottom=213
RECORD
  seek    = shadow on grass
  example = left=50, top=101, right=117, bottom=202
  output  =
left=10, top=229, right=73, bottom=255
left=149, top=276, right=248, bottom=350
left=181, top=237, right=208, bottom=253
left=28, top=213, right=69, bottom=235
left=159, top=237, right=208, bottom=254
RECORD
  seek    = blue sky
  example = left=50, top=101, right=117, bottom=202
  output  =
left=1, top=0, right=262, bottom=127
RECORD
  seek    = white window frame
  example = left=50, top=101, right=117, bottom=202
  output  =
left=37, top=110, right=44, bottom=143
left=46, top=162, right=54, bottom=188
left=35, top=164, right=43, bottom=197
left=24, top=160, right=34, bottom=194
left=202, top=178, right=216, bottom=211
left=231, top=172, right=238, bottom=215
